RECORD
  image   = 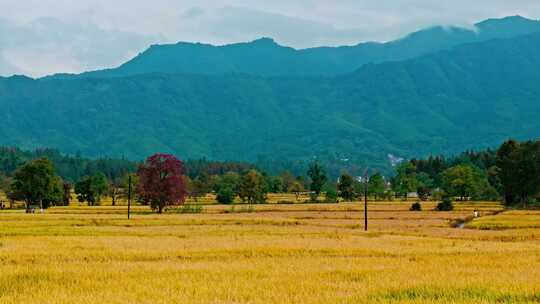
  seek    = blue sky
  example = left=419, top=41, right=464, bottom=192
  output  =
left=1, top=0, right=539, bottom=77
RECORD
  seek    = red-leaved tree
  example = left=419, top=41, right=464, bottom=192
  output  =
left=137, top=154, right=187, bottom=213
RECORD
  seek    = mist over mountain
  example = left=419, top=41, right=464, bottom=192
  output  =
left=2, top=16, right=540, bottom=172
left=48, top=16, right=540, bottom=79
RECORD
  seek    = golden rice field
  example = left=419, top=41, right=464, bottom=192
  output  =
left=1, top=195, right=540, bottom=303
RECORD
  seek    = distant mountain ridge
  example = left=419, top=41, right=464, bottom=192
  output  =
left=3, top=29, right=540, bottom=172
left=47, top=16, right=540, bottom=79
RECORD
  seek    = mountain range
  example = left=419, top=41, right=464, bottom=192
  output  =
left=2, top=16, right=540, bottom=173
left=50, top=15, right=540, bottom=78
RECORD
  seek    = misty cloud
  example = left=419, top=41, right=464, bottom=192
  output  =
left=207, top=6, right=366, bottom=48
left=183, top=7, right=206, bottom=19
left=0, top=0, right=539, bottom=76
left=0, top=18, right=158, bottom=77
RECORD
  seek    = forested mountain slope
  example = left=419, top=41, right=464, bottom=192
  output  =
left=1, top=31, right=540, bottom=171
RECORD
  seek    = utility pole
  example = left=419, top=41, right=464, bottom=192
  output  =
left=364, top=170, right=369, bottom=231
left=127, top=175, right=132, bottom=220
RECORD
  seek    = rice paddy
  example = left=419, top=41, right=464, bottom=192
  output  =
left=1, top=196, right=539, bottom=303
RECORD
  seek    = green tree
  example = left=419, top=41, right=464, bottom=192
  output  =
left=215, top=172, right=240, bottom=204
left=280, top=172, right=296, bottom=193
left=0, top=174, right=9, bottom=192
left=46, top=176, right=64, bottom=208
left=91, top=173, right=109, bottom=203
left=368, top=172, right=386, bottom=200
left=62, top=182, right=72, bottom=206
left=416, top=172, right=434, bottom=201
left=289, top=181, right=304, bottom=201
left=190, top=173, right=212, bottom=202
left=486, top=166, right=502, bottom=195
left=338, top=173, right=355, bottom=201
left=514, top=141, right=540, bottom=205
left=266, top=175, right=283, bottom=193
left=441, top=165, right=479, bottom=201
left=308, top=162, right=327, bottom=199
left=216, top=187, right=235, bottom=204
left=238, top=170, right=267, bottom=204
left=391, top=162, right=418, bottom=199
left=496, top=140, right=521, bottom=205
left=10, top=158, right=63, bottom=210
left=493, top=140, right=540, bottom=205
left=75, top=172, right=109, bottom=206
left=75, top=176, right=95, bottom=205
left=217, top=172, right=241, bottom=192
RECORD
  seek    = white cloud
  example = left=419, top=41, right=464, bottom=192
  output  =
left=0, top=0, right=539, bottom=76
left=0, top=17, right=159, bottom=77
left=204, top=6, right=368, bottom=47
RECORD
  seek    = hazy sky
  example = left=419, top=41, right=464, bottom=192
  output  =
left=1, top=0, right=539, bottom=77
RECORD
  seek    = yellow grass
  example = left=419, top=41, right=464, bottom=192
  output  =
left=1, top=197, right=539, bottom=303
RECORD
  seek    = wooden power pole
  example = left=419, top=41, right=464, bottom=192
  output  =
left=127, top=175, right=132, bottom=220
left=364, top=170, right=369, bottom=231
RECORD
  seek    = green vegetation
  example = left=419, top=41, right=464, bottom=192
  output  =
left=9, top=158, right=63, bottom=210
left=337, top=173, right=355, bottom=202
left=436, top=198, right=454, bottom=211
left=410, top=202, right=422, bottom=211
left=214, top=172, right=240, bottom=204
left=3, top=28, right=540, bottom=173
left=2, top=138, right=538, bottom=210
left=441, top=165, right=488, bottom=201
left=405, top=139, right=540, bottom=206
left=238, top=170, right=267, bottom=204
left=324, top=187, right=338, bottom=203
left=391, top=162, right=418, bottom=199
left=175, top=204, right=204, bottom=214
left=216, top=187, right=235, bottom=204
left=496, top=140, right=540, bottom=206
left=0, top=147, right=135, bottom=183
left=308, top=162, right=327, bottom=200
left=74, top=173, right=109, bottom=206
left=368, top=173, right=386, bottom=200
left=1, top=16, right=540, bottom=303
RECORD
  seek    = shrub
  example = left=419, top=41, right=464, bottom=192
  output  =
left=436, top=198, right=454, bottom=211
left=177, top=204, right=203, bottom=214
left=309, top=192, right=319, bottom=203
left=325, top=188, right=338, bottom=203
left=410, top=202, right=422, bottom=211
left=216, top=187, right=235, bottom=204
left=277, top=200, right=295, bottom=205
left=226, top=205, right=255, bottom=213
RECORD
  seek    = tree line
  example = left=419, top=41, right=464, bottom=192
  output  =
left=0, top=150, right=387, bottom=212
left=1, top=138, right=538, bottom=212
left=0, top=147, right=257, bottom=183
left=395, top=139, right=540, bottom=206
